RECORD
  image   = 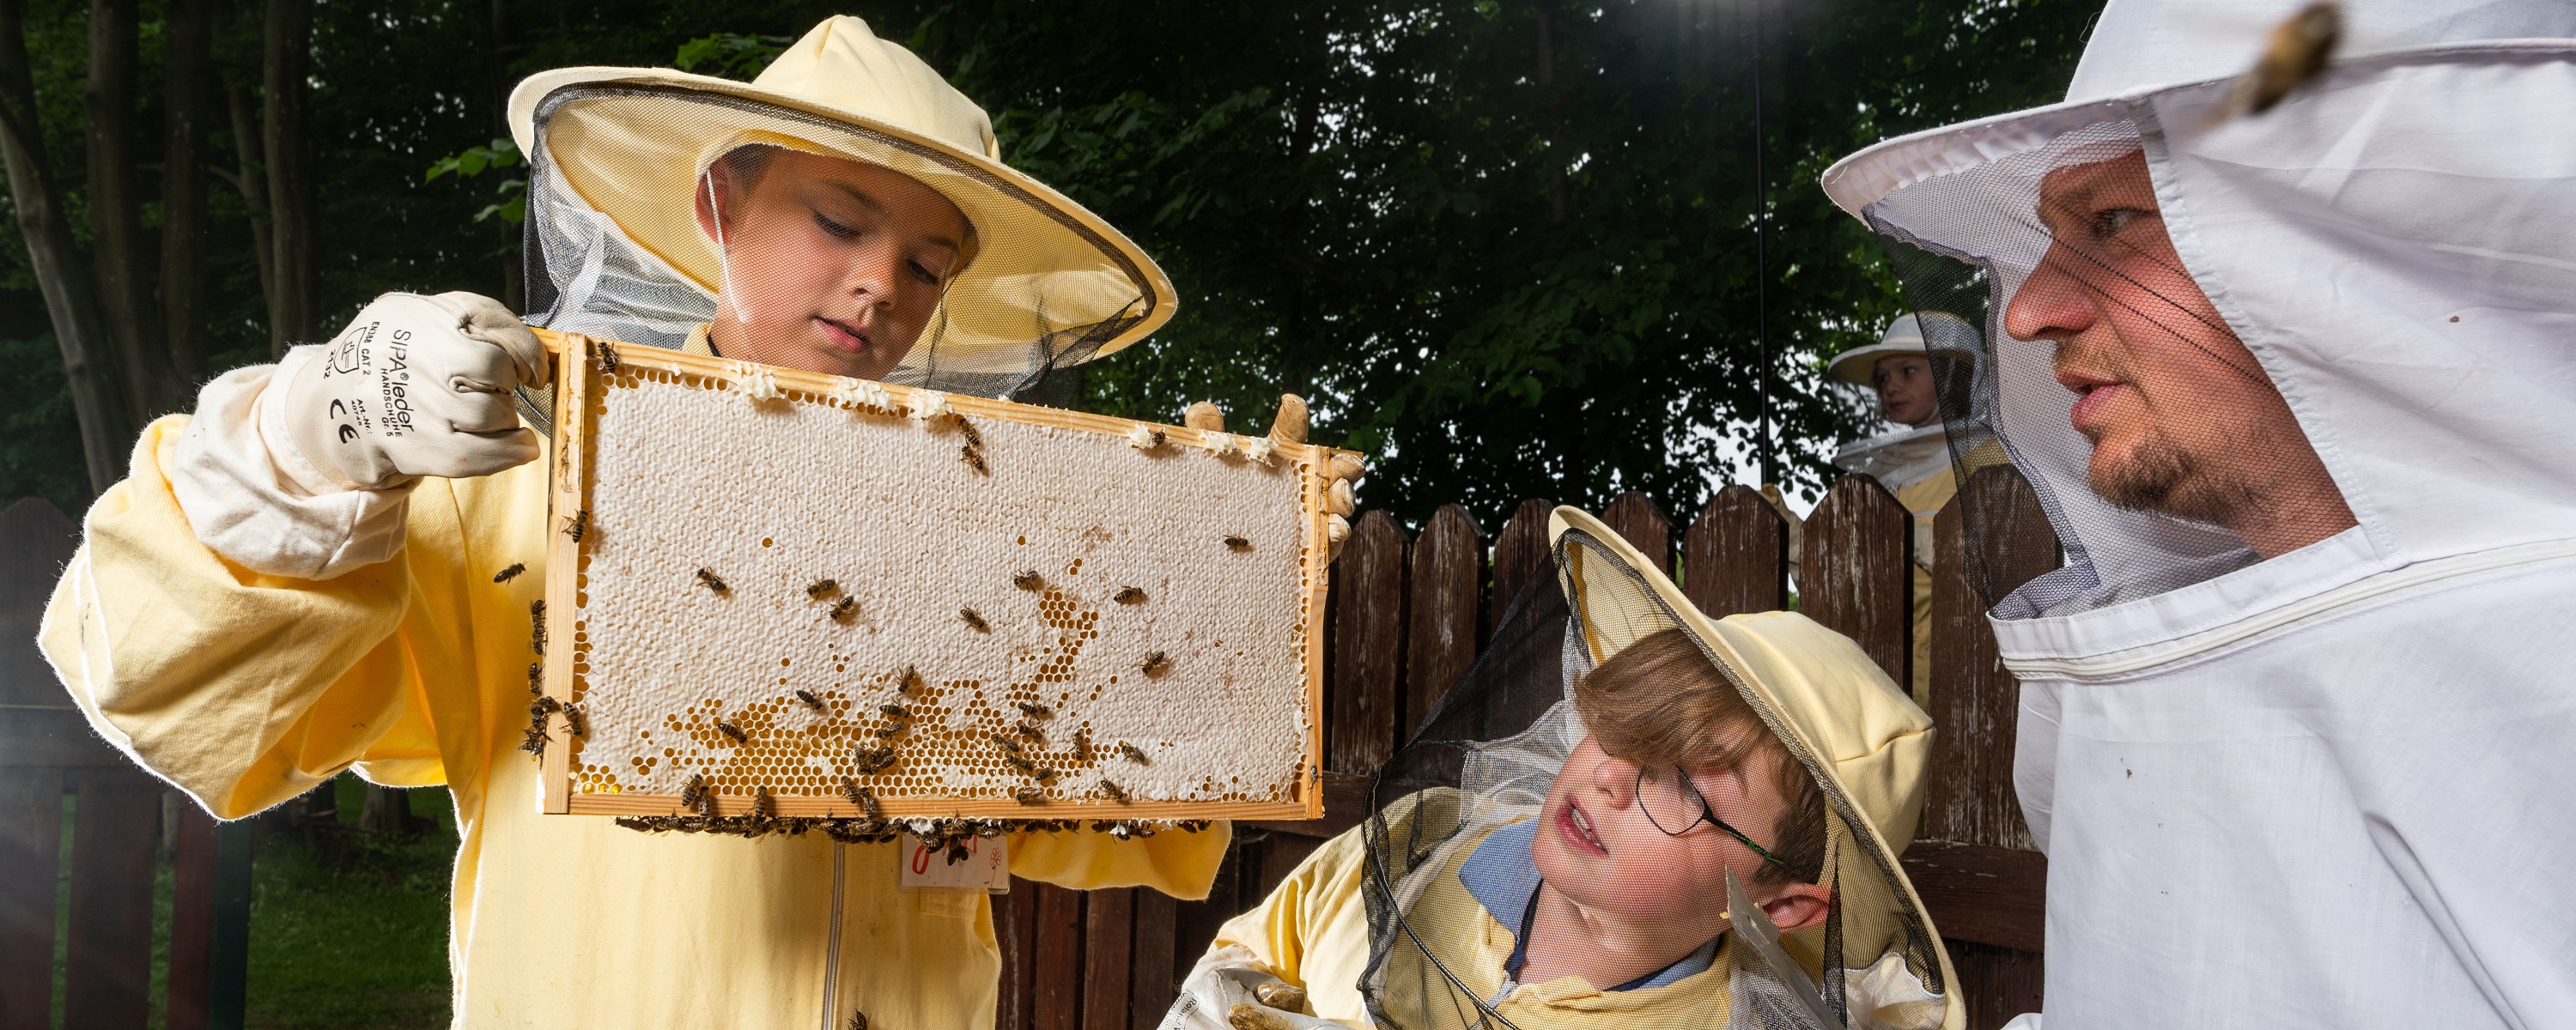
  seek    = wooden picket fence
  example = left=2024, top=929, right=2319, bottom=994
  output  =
left=994, top=470, right=2059, bottom=1030
left=0, top=469, right=2056, bottom=1030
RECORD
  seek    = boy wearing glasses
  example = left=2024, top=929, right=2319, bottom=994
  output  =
left=1163, top=520, right=1939, bottom=1028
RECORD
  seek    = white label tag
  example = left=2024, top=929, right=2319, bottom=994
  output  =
left=897, top=833, right=1011, bottom=893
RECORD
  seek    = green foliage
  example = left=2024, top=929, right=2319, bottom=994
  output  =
left=243, top=777, right=459, bottom=1030
left=672, top=32, right=795, bottom=78
left=426, top=139, right=527, bottom=226
left=0, top=333, right=92, bottom=514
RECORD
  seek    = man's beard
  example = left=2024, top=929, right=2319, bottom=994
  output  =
left=2087, top=427, right=2254, bottom=528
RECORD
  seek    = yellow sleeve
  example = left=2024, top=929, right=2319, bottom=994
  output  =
left=39, top=416, right=449, bottom=817
left=1206, top=821, right=1370, bottom=992
left=1008, top=820, right=1235, bottom=899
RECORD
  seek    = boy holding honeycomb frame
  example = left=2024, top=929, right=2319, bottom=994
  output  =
left=41, top=17, right=1356, bottom=1027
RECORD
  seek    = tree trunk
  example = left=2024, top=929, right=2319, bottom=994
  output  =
left=0, top=0, right=131, bottom=494
left=261, top=0, right=314, bottom=358
left=160, top=0, right=213, bottom=387
left=224, top=84, right=274, bottom=318
left=357, top=784, right=412, bottom=836
left=85, top=0, right=175, bottom=419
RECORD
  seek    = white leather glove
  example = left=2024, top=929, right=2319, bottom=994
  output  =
left=1160, top=946, right=1344, bottom=1030
left=1187, top=395, right=1367, bottom=564
left=281, top=292, right=549, bottom=491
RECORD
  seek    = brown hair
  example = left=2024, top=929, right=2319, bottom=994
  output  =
left=1573, top=627, right=1826, bottom=885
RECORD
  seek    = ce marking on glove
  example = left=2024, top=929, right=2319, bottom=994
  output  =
left=325, top=397, right=374, bottom=445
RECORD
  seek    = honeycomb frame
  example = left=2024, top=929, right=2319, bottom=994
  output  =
left=532, top=329, right=1334, bottom=822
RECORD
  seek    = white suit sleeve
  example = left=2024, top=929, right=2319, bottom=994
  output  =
left=168, top=348, right=416, bottom=580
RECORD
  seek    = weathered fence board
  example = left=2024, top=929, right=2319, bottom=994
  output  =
left=1402, top=506, right=1484, bottom=741
left=1487, top=500, right=1554, bottom=631
left=1083, top=886, right=1133, bottom=1030
left=167, top=804, right=219, bottom=1030
left=1601, top=491, right=1672, bottom=573
left=63, top=768, right=159, bottom=1029
left=1034, top=884, right=1085, bottom=1030
left=1683, top=485, right=1787, bottom=617
left=1801, top=475, right=1913, bottom=685
left=0, top=770, right=59, bottom=1030
left=1127, top=888, right=1178, bottom=1030
left=1329, top=512, right=1407, bottom=776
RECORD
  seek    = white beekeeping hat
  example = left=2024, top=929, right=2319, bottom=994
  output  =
left=1820, top=0, right=2576, bottom=616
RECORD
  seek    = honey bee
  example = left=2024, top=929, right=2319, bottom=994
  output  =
left=1139, top=651, right=1170, bottom=676
left=992, top=734, right=1022, bottom=754
left=716, top=721, right=748, bottom=745
left=526, top=662, right=543, bottom=694
left=960, top=608, right=989, bottom=632
left=874, top=723, right=907, bottom=739
left=959, top=445, right=987, bottom=475
left=826, top=597, right=858, bottom=621
left=848, top=1009, right=870, bottom=1030
left=530, top=602, right=546, bottom=656
left=1113, top=586, right=1146, bottom=604
left=2241, top=2, right=2340, bottom=114
left=561, top=704, right=587, bottom=737
left=1015, top=700, right=1051, bottom=718
left=1031, top=766, right=1059, bottom=783
left=853, top=746, right=896, bottom=775
left=806, top=579, right=841, bottom=598
left=752, top=785, right=775, bottom=817
left=879, top=703, right=912, bottom=719
left=1118, top=742, right=1150, bottom=764
left=1072, top=728, right=1092, bottom=762
left=694, top=567, right=729, bottom=593
left=1013, top=788, right=1046, bottom=805
left=695, top=780, right=720, bottom=819
left=795, top=689, right=826, bottom=712
left=590, top=338, right=620, bottom=374
left=1005, top=754, right=1036, bottom=772
left=518, top=724, right=549, bottom=758
left=561, top=509, right=589, bottom=542
left=1012, top=569, right=1042, bottom=591
left=493, top=562, right=526, bottom=584
left=957, top=418, right=983, bottom=449
left=898, top=665, right=923, bottom=694
left=680, top=772, right=708, bottom=809
left=1223, top=535, right=1249, bottom=550
left=531, top=695, right=562, bottom=718
left=1016, top=722, right=1045, bottom=744
left=1100, top=780, right=1129, bottom=803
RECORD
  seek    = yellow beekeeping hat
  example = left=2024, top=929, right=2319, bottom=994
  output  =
left=506, top=15, right=1175, bottom=373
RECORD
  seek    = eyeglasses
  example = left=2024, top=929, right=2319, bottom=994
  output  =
left=1635, top=764, right=1787, bottom=868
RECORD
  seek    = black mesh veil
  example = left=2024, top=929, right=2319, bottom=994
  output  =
left=511, top=82, right=1157, bottom=431
left=1861, top=116, right=2354, bottom=615
left=1359, top=513, right=1951, bottom=1030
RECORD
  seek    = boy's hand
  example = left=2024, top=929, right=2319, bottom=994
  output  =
left=1185, top=395, right=1367, bottom=563
left=281, top=292, right=551, bottom=490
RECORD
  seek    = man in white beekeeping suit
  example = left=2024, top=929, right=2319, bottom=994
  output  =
left=1821, top=0, right=2576, bottom=1027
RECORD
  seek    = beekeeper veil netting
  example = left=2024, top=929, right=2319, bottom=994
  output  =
left=1359, top=507, right=1951, bottom=1030
left=1827, top=1, right=2576, bottom=617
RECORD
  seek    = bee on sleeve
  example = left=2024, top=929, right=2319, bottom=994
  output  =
left=1223, top=535, right=1249, bottom=551
left=492, top=563, right=526, bottom=584
left=695, top=567, right=730, bottom=593
left=847, top=1007, right=870, bottom=1030
left=560, top=509, right=589, bottom=542
left=716, top=721, right=749, bottom=745
left=1112, top=586, right=1146, bottom=604
left=1098, top=780, right=1129, bottom=804
left=960, top=608, right=989, bottom=632
left=796, top=689, right=826, bottom=712
left=1012, top=570, right=1042, bottom=591
left=1139, top=651, right=1170, bottom=676
left=1117, top=741, right=1150, bottom=765
left=825, top=597, right=858, bottom=622
left=806, top=579, right=841, bottom=598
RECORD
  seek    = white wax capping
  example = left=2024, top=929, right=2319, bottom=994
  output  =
left=1201, top=432, right=1236, bottom=456
left=1243, top=436, right=1276, bottom=464
left=831, top=378, right=892, bottom=411
left=912, top=391, right=954, bottom=420
left=1126, top=424, right=1157, bottom=449
left=568, top=372, right=1315, bottom=809
left=729, top=363, right=781, bottom=402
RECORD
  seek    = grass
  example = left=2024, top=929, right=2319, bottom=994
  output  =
left=240, top=775, right=458, bottom=1030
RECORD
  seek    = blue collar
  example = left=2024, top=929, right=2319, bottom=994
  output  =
left=1455, top=820, right=1721, bottom=991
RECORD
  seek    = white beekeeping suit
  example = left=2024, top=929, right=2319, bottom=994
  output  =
left=1821, top=1, right=2576, bottom=1027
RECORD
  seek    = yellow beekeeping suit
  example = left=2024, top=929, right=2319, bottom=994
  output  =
left=42, top=415, right=1227, bottom=1029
